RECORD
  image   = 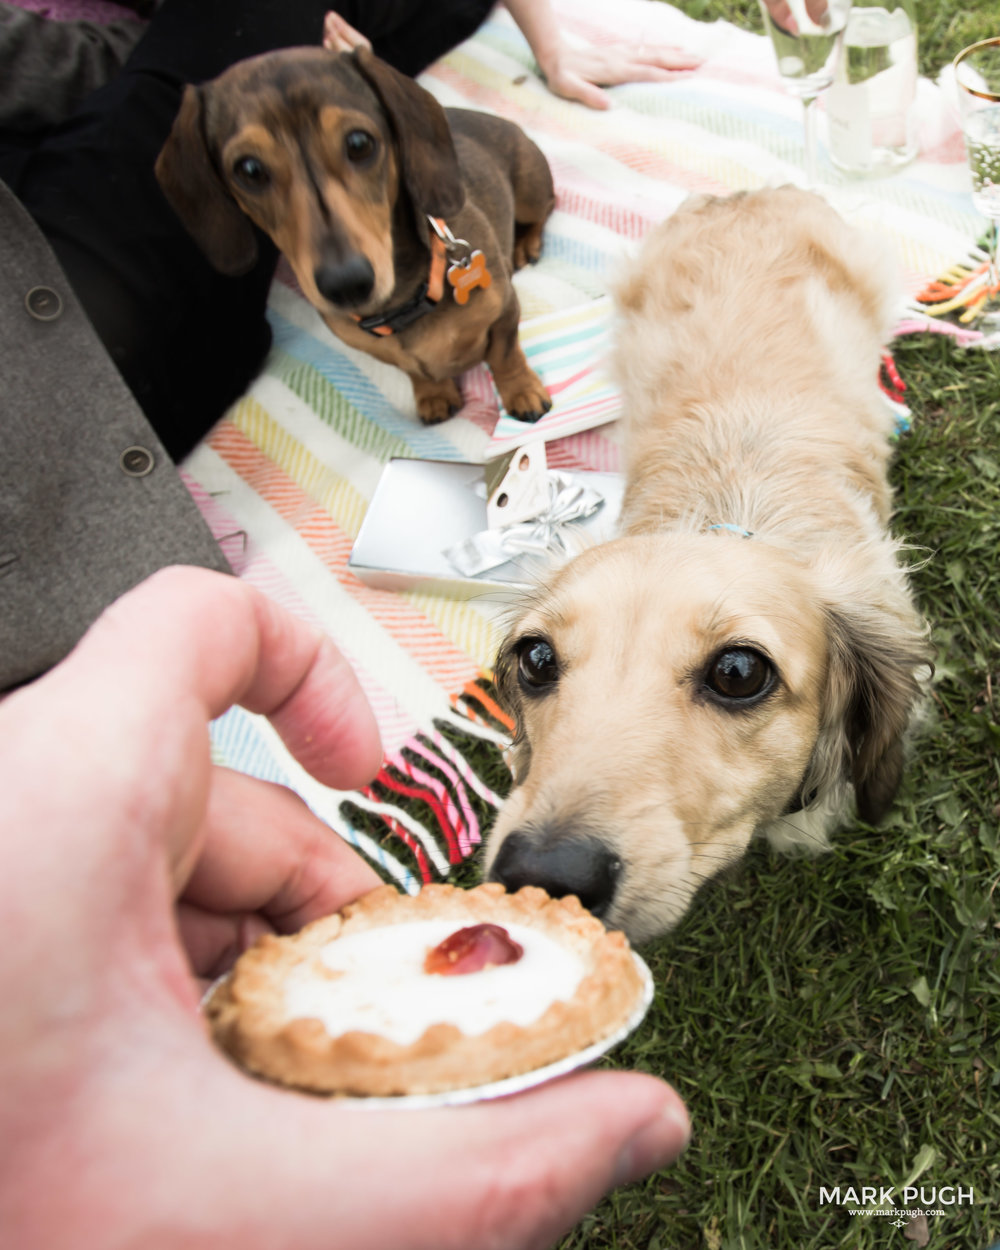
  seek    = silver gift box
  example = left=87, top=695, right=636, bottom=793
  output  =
left=348, top=457, right=623, bottom=596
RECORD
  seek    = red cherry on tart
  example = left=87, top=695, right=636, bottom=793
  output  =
left=423, top=923, right=524, bottom=976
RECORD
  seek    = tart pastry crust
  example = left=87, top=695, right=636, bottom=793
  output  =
left=206, top=882, right=645, bottom=1097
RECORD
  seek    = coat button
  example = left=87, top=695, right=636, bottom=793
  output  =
left=119, top=446, right=155, bottom=477
left=25, top=286, right=63, bottom=321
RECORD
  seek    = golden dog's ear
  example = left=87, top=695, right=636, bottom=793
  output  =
left=154, top=85, right=259, bottom=276
left=820, top=597, right=930, bottom=824
left=350, top=46, right=465, bottom=220
left=493, top=636, right=532, bottom=782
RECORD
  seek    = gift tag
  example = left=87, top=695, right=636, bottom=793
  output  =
left=484, top=443, right=549, bottom=529
left=448, top=250, right=493, bottom=306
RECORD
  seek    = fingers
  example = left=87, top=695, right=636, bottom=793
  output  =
left=176, top=767, right=381, bottom=961
left=764, top=0, right=798, bottom=32
left=595, top=61, right=693, bottom=86
left=805, top=0, right=830, bottom=25
left=551, top=70, right=611, bottom=110
left=80, top=568, right=382, bottom=793
left=197, top=1068, right=690, bottom=1250
left=400, top=1073, right=691, bottom=1250
left=545, top=44, right=701, bottom=108
left=176, top=902, right=274, bottom=986
left=253, top=629, right=383, bottom=792
left=764, top=0, right=830, bottom=35
left=631, top=47, right=704, bottom=73
left=322, top=10, right=371, bottom=53
left=23, top=568, right=381, bottom=896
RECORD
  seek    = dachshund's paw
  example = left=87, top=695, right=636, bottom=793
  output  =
left=513, top=222, right=546, bottom=271
left=418, top=399, right=459, bottom=425
left=500, top=372, right=552, bottom=424
left=413, top=377, right=462, bottom=425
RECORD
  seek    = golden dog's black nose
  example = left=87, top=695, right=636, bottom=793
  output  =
left=488, top=831, right=622, bottom=919
left=315, top=255, right=374, bottom=307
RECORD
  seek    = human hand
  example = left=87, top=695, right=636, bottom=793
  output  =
left=536, top=39, right=703, bottom=110
left=0, top=567, right=689, bottom=1250
left=760, top=0, right=830, bottom=35
left=322, top=10, right=372, bottom=54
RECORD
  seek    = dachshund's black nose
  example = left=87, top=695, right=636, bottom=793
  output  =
left=314, top=255, right=374, bottom=307
left=488, top=831, right=622, bottom=919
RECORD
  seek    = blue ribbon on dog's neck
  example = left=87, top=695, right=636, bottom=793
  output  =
left=707, top=522, right=754, bottom=539
left=446, top=471, right=604, bottom=578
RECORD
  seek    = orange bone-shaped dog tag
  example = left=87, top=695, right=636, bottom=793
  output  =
left=447, top=250, right=492, bottom=305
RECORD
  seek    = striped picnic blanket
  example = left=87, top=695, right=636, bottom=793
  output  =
left=184, top=0, right=985, bottom=891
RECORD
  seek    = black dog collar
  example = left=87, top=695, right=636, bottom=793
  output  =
left=354, top=216, right=492, bottom=337
left=354, top=217, right=449, bottom=338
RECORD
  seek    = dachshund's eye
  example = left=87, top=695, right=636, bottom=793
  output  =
left=704, top=647, right=775, bottom=705
left=516, top=636, right=559, bottom=692
left=232, top=156, right=270, bottom=189
left=344, top=129, right=377, bottom=164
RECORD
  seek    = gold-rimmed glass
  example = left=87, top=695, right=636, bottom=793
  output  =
left=954, top=37, right=1000, bottom=337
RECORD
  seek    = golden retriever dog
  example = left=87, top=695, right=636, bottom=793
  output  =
left=484, top=187, right=931, bottom=946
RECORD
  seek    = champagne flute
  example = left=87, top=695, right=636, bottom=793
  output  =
left=954, top=38, right=1000, bottom=338
left=758, top=0, right=853, bottom=186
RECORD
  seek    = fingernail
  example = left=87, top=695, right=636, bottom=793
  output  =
left=613, top=1099, right=692, bottom=1187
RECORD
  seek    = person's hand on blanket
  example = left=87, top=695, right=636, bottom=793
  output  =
left=0, top=566, right=690, bottom=1250
left=322, top=4, right=702, bottom=111
left=504, top=0, right=703, bottom=110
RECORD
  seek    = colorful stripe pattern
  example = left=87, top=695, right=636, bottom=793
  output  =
left=184, top=0, right=982, bottom=889
left=487, top=297, right=622, bottom=455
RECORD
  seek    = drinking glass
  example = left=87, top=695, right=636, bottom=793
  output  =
left=954, top=38, right=1000, bottom=337
left=758, top=0, right=854, bottom=185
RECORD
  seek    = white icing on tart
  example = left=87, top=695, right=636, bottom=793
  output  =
left=206, top=883, right=646, bottom=1097
left=284, top=920, right=585, bottom=1046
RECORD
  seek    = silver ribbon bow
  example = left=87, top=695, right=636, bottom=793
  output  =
left=445, top=470, right=605, bottom=578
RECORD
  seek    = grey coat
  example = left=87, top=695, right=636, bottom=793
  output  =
left=0, top=178, right=229, bottom=691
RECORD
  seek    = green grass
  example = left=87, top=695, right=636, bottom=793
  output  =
left=546, top=5, right=1000, bottom=1249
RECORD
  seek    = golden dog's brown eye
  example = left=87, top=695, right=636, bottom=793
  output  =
left=517, top=636, right=559, bottom=692
left=233, top=156, right=270, bottom=189
left=705, top=647, right=774, bottom=704
left=344, top=129, right=377, bottom=164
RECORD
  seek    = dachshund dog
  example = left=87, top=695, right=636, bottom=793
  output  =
left=155, top=46, right=554, bottom=424
left=484, top=187, right=931, bottom=947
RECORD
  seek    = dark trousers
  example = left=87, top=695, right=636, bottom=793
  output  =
left=0, top=0, right=494, bottom=458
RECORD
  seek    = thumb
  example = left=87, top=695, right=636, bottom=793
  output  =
left=559, top=74, right=612, bottom=110
left=209, top=1069, right=690, bottom=1250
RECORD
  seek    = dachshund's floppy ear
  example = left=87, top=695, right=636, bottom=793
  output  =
left=350, top=46, right=465, bottom=220
left=154, top=84, right=259, bottom=276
